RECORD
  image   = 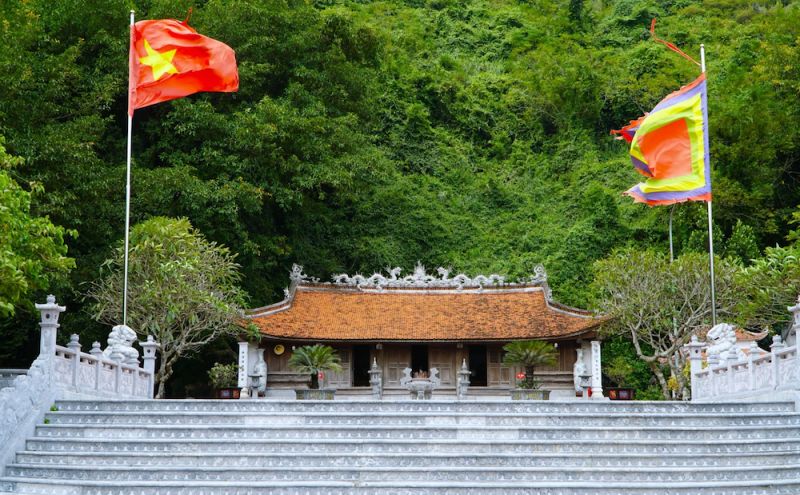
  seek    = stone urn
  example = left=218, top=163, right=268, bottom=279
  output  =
left=407, top=378, right=436, bottom=400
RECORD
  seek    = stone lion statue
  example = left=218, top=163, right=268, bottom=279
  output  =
left=102, top=324, right=140, bottom=364
left=705, top=323, right=746, bottom=363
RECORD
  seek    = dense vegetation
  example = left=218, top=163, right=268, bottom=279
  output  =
left=2, top=0, right=800, bottom=381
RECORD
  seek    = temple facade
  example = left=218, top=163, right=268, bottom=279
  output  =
left=240, top=264, right=604, bottom=397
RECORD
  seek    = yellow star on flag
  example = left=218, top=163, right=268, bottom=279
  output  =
left=139, top=39, right=178, bottom=81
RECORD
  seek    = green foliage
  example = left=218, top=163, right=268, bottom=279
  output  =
left=738, top=229, right=800, bottom=336
left=591, top=248, right=744, bottom=400
left=2, top=0, right=800, bottom=398
left=288, top=344, right=344, bottom=390
left=601, top=337, right=663, bottom=400
left=0, top=137, right=74, bottom=318
left=207, top=362, right=238, bottom=389
left=501, top=340, right=558, bottom=388
left=86, top=217, right=249, bottom=398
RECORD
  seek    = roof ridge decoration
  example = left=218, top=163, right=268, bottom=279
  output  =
left=289, top=262, right=547, bottom=292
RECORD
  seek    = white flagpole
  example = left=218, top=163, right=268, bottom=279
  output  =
left=123, top=10, right=134, bottom=326
left=669, top=204, right=676, bottom=263
left=701, top=43, right=717, bottom=327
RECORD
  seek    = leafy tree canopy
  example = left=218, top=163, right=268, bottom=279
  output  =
left=3, top=0, right=800, bottom=392
left=85, top=216, right=253, bottom=398
left=0, top=137, right=74, bottom=318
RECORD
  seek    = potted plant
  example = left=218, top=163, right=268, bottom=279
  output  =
left=208, top=362, right=241, bottom=399
left=604, top=355, right=636, bottom=400
left=288, top=344, right=343, bottom=400
left=502, top=340, right=558, bottom=400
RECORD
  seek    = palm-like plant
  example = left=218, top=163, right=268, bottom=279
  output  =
left=502, top=340, right=558, bottom=389
left=288, top=344, right=344, bottom=389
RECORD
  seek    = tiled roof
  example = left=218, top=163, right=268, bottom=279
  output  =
left=247, top=285, right=602, bottom=341
left=696, top=327, right=769, bottom=342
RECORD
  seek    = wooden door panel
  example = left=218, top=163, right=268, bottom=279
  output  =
left=326, top=348, right=351, bottom=388
left=386, top=345, right=410, bottom=387
left=429, top=346, right=455, bottom=387
left=487, top=346, right=511, bottom=387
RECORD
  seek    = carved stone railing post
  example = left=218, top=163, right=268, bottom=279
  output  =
left=35, top=295, right=66, bottom=359
left=771, top=336, right=785, bottom=389
left=707, top=352, right=719, bottom=397
left=140, top=336, right=160, bottom=398
left=727, top=352, right=737, bottom=393
left=90, top=342, right=103, bottom=392
left=686, top=336, right=704, bottom=400
left=747, top=342, right=758, bottom=391
left=790, top=297, right=800, bottom=382
left=110, top=346, right=123, bottom=394
left=67, top=334, right=81, bottom=389
left=368, top=358, right=383, bottom=400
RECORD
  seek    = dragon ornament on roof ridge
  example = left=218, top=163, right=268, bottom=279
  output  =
left=288, top=262, right=548, bottom=292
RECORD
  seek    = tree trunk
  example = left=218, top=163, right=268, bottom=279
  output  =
left=669, top=354, right=689, bottom=401
left=310, top=372, right=319, bottom=389
left=648, top=361, right=670, bottom=400
left=155, top=352, right=179, bottom=399
left=156, top=358, right=168, bottom=399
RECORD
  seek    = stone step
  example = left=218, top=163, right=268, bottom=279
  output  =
left=14, top=451, right=800, bottom=469
left=42, top=410, right=800, bottom=427
left=51, top=399, right=796, bottom=414
left=24, top=437, right=800, bottom=455
left=31, top=423, right=800, bottom=441
left=3, top=478, right=800, bottom=495
left=7, top=463, right=800, bottom=483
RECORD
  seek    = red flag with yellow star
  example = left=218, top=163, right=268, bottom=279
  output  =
left=128, top=18, right=238, bottom=116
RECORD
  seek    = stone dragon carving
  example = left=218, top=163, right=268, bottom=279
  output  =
left=705, top=323, right=747, bottom=363
left=324, top=262, right=547, bottom=290
left=102, top=325, right=140, bottom=364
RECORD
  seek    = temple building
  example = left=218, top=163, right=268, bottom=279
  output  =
left=240, top=264, right=604, bottom=397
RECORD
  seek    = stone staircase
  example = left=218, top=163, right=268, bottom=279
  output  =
left=2, top=399, right=800, bottom=494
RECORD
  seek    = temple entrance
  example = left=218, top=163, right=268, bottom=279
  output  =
left=469, top=345, right=488, bottom=386
left=352, top=345, right=371, bottom=387
left=411, top=345, right=429, bottom=375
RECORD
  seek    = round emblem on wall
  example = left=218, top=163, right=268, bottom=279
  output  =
left=274, top=345, right=285, bottom=355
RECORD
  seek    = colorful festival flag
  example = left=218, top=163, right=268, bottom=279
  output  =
left=611, top=74, right=711, bottom=206
left=129, top=19, right=238, bottom=115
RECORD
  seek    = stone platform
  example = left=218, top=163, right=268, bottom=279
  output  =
left=1, top=399, right=800, bottom=494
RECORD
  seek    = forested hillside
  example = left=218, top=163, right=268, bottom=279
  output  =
left=2, top=0, right=800, bottom=366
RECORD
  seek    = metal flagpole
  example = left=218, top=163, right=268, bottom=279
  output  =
left=701, top=43, right=717, bottom=327
left=669, top=204, right=676, bottom=263
left=123, top=10, right=135, bottom=326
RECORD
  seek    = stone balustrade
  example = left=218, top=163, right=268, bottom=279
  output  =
left=0, top=369, right=27, bottom=389
left=53, top=335, right=154, bottom=399
left=690, top=336, right=799, bottom=401
left=0, top=296, right=160, bottom=474
left=689, top=296, right=800, bottom=402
